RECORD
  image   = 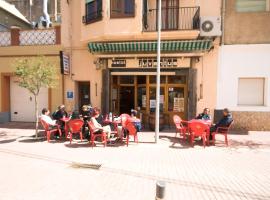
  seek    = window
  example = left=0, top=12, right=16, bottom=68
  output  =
left=168, top=87, right=185, bottom=112
left=236, top=0, right=269, bottom=12
left=85, top=0, right=102, bottom=24
left=110, top=0, right=135, bottom=18
left=238, top=78, right=265, bottom=106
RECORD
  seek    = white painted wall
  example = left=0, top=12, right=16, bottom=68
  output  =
left=217, top=44, right=270, bottom=111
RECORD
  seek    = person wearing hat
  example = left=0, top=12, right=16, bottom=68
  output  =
left=210, top=108, right=233, bottom=139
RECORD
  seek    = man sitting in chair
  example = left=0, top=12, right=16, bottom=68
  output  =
left=40, top=108, right=57, bottom=126
left=210, top=108, right=233, bottom=140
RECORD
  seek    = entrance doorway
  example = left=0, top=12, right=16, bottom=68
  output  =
left=119, top=86, right=134, bottom=114
left=78, top=82, right=90, bottom=109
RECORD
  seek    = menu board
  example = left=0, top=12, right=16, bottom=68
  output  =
left=142, top=95, right=146, bottom=107
left=173, top=98, right=184, bottom=112
left=150, top=100, right=156, bottom=108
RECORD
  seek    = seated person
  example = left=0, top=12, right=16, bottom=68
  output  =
left=70, top=110, right=81, bottom=120
left=91, top=110, right=112, bottom=139
left=130, top=109, right=142, bottom=132
left=52, top=105, right=68, bottom=134
left=81, top=105, right=92, bottom=140
left=53, top=105, right=68, bottom=120
left=93, top=107, right=103, bottom=125
left=40, top=108, right=60, bottom=138
left=196, top=108, right=211, bottom=121
left=210, top=108, right=233, bottom=139
left=40, top=108, right=57, bottom=126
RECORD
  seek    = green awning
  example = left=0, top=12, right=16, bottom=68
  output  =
left=85, top=0, right=94, bottom=3
left=88, top=40, right=213, bottom=53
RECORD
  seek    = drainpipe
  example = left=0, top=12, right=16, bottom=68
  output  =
left=43, top=0, right=52, bottom=27
left=221, top=0, right=226, bottom=45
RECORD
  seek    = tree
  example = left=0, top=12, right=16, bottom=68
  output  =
left=13, top=56, right=58, bottom=138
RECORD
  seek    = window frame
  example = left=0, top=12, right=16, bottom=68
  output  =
left=237, top=77, right=265, bottom=106
left=235, top=0, right=270, bottom=13
left=110, top=0, right=135, bottom=18
left=85, top=0, right=103, bottom=24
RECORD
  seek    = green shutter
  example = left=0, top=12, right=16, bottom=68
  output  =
left=85, top=0, right=94, bottom=3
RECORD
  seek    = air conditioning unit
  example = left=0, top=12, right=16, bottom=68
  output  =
left=200, top=16, right=222, bottom=37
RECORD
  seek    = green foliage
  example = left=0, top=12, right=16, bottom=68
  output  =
left=13, top=56, right=58, bottom=96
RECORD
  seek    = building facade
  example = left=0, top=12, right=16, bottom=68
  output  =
left=61, top=0, right=222, bottom=127
left=0, top=26, right=63, bottom=123
left=217, top=0, right=270, bottom=130
left=5, top=0, right=61, bottom=23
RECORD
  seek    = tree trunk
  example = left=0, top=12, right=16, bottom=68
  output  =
left=34, top=95, right=39, bottom=138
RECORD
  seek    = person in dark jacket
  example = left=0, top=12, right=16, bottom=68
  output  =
left=53, top=105, right=68, bottom=120
left=195, top=108, right=211, bottom=120
left=210, top=108, right=233, bottom=139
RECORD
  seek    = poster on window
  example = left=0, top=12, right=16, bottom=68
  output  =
left=160, top=95, right=164, bottom=104
left=142, top=95, right=146, bottom=107
left=173, top=98, right=184, bottom=112
left=150, top=100, right=156, bottom=108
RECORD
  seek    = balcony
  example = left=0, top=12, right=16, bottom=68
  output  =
left=0, top=26, right=61, bottom=47
left=83, top=10, right=103, bottom=24
left=143, top=7, right=200, bottom=32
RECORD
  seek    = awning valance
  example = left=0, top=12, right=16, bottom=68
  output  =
left=85, top=0, right=94, bottom=3
left=88, top=40, right=212, bottom=54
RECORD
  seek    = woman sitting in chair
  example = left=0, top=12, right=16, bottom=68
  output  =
left=91, top=110, right=111, bottom=139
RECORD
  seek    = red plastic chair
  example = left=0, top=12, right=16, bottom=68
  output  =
left=88, top=121, right=107, bottom=147
left=40, top=119, right=62, bottom=142
left=120, top=114, right=132, bottom=140
left=212, top=120, right=234, bottom=146
left=67, top=119, right=84, bottom=144
left=173, top=115, right=188, bottom=141
left=188, top=121, right=209, bottom=148
left=125, top=122, right=138, bottom=147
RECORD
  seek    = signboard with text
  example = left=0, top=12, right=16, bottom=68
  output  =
left=60, top=51, right=70, bottom=75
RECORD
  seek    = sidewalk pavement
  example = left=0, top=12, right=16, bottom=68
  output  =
left=0, top=122, right=270, bottom=200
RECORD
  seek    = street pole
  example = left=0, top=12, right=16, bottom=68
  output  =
left=155, top=0, right=162, bottom=143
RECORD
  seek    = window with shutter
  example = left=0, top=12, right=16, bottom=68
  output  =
left=85, top=0, right=103, bottom=24
left=110, top=0, right=135, bottom=18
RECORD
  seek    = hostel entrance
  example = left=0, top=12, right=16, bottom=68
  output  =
left=110, top=74, right=187, bottom=126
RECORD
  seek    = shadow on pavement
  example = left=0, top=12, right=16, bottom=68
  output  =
left=0, top=122, right=42, bottom=130
left=0, top=138, right=17, bottom=144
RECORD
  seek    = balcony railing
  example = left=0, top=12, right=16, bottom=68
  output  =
left=0, top=26, right=61, bottom=47
left=83, top=10, right=103, bottom=24
left=143, top=7, right=200, bottom=32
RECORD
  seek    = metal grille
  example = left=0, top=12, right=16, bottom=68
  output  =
left=0, top=32, right=11, bottom=46
left=19, top=29, right=56, bottom=46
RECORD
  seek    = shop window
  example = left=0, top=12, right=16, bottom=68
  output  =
left=149, top=76, right=166, bottom=84
left=149, top=87, right=165, bottom=113
left=85, top=0, right=102, bottom=24
left=119, top=76, right=134, bottom=84
left=236, top=0, right=269, bottom=12
left=168, top=87, right=185, bottom=112
left=112, top=76, right=118, bottom=85
left=110, top=0, right=135, bottom=18
left=168, top=76, right=186, bottom=84
left=137, top=87, right=146, bottom=110
left=137, top=76, right=146, bottom=84
left=238, top=78, right=265, bottom=106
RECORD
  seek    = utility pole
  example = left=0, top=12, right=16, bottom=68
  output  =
left=155, top=0, right=162, bottom=143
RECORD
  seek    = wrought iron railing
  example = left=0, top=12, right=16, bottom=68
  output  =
left=143, top=7, right=200, bottom=32
left=0, top=31, right=11, bottom=46
left=83, top=10, right=103, bottom=24
left=19, top=29, right=56, bottom=45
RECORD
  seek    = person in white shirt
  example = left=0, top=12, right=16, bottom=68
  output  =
left=40, top=108, right=56, bottom=126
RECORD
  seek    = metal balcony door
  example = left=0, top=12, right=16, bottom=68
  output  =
left=159, top=0, right=179, bottom=30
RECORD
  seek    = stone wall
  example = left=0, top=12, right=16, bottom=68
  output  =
left=214, top=109, right=270, bottom=131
